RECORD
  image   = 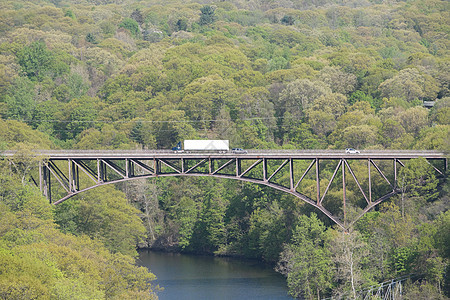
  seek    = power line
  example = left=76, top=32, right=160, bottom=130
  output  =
left=5, top=114, right=300, bottom=124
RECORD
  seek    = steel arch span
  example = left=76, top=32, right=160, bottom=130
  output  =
left=3, top=150, right=447, bottom=230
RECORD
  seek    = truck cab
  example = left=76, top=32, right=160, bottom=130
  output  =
left=172, top=142, right=183, bottom=153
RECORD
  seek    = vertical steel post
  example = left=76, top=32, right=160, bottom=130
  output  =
left=43, top=165, right=47, bottom=201
left=263, top=158, right=267, bottom=181
left=316, top=158, right=320, bottom=204
left=126, top=158, right=129, bottom=178
left=368, top=159, right=372, bottom=203
left=39, top=161, right=43, bottom=193
left=394, top=158, right=397, bottom=189
left=343, top=159, right=346, bottom=226
left=75, top=163, right=79, bottom=191
left=103, top=161, right=107, bottom=181
left=97, top=159, right=101, bottom=182
left=68, top=159, right=72, bottom=192
left=129, top=159, right=134, bottom=177
left=156, top=159, right=160, bottom=175
left=236, top=158, right=241, bottom=177
left=47, top=167, right=51, bottom=203
left=289, top=158, right=294, bottom=191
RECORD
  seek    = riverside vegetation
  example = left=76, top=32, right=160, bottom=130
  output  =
left=0, top=0, right=449, bottom=298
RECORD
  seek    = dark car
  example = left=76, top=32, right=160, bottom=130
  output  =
left=232, top=148, right=248, bottom=154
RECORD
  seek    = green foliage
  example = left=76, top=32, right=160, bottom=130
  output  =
left=119, top=18, right=140, bottom=38
left=64, top=9, right=75, bottom=19
left=0, top=168, right=157, bottom=299
left=399, top=157, right=439, bottom=202
left=54, top=186, right=147, bottom=257
left=16, top=41, right=54, bottom=80
left=4, top=76, right=35, bottom=120
left=199, top=5, right=217, bottom=26
left=85, top=32, right=97, bottom=44
left=0, top=0, right=448, bottom=297
left=393, top=246, right=417, bottom=275
left=176, top=18, right=188, bottom=31
left=277, top=213, right=332, bottom=299
left=246, top=202, right=289, bottom=261
left=0, top=119, right=54, bottom=149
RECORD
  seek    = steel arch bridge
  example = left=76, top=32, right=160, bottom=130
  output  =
left=2, top=150, right=447, bottom=230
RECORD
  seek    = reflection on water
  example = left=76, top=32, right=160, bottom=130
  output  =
left=138, top=249, right=293, bottom=300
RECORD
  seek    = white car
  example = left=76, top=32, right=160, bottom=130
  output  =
left=345, top=148, right=360, bottom=154
left=232, top=148, right=248, bottom=154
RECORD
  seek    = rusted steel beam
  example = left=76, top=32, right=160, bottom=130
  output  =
left=262, top=158, right=267, bottom=181
left=289, top=159, right=294, bottom=191
left=368, top=159, right=372, bottom=203
left=236, top=158, right=241, bottom=177
left=185, top=158, right=208, bottom=174
left=239, top=159, right=262, bottom=178
left=348, top=190, right=398, bottom=228
left=320, top=160, right=342, bottom=205
left=26, top=151, right=446, bottom=231
left=102, top=159, right=126, bottom=177
left=370, top=160, right=393, bottom=189
left=45, top=161, right=69, bottom=193
left=212, top=159, right=235, bottom=175
left=39, top=161, right=43, bottom=194
left=68, top=159, right=72, bottom=193
left=159, top=159, right=182, bottom=174
left=394, top=159, right=397, bottom=187
left=343, top=159, right=346, bottom=226
left=267, top=159, right=288, bottom=182
left=425, top=159, right=444, bottom=175
left=131, top=159, right=154, bottom=175
left=345, top=160, right=370, bottom=205
left=316, top=158, right=320, bottom=204
left=294, top=159, right=315, bottom=190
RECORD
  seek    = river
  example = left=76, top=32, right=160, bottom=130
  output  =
left=138, top=249, right=293, bottom=300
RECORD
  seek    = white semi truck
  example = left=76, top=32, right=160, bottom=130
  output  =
left=172, top=140, right=230, bottom=153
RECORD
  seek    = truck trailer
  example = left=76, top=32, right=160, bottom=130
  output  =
left=172, top=140, right=229, bottom=153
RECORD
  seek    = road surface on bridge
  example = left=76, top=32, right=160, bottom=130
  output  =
left=1, top=149, right=446, bottom=160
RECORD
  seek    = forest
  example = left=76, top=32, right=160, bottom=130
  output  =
left=0, top=0, right=449, bottom=298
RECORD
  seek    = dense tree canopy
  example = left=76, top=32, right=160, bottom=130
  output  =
left=0, top=0, right=448, bottom=298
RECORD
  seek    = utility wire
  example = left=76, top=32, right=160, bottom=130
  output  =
left=5, top=114, right=301, bottom=124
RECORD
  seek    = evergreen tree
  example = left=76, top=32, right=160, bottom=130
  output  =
left=199, top=5, right=216, bottom=26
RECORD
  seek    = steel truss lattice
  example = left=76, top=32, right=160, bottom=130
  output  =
left=4, top=150, right=446, bottom=230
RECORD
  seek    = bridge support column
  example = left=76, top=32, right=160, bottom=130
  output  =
left=41, top=164, right=50, bottom=203
left=394, top=159, right=397, bottom=189
left=343, top=159, right=346, bottom=226
left=97, top=159, right=101, bottom=182
left=69, top=159, right=78, bottom=192
left=236, top=159, right=241, bottom=177
left=316, top=158, right=320, bottom=204
left=262, top=158, right=267, bottom=181
left=368, top=159, right=372, bottom=203
left=289, top=159, right=294, bottom=191
left=39, top=161, right=43, bottom=194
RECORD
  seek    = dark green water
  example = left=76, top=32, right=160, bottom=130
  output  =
left=138, top=249, right=293, bottom=300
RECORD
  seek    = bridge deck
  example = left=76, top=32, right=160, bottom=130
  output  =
left=2, top=149, right=446, bottom=230
left=1, top=149, right=447, bottom=160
